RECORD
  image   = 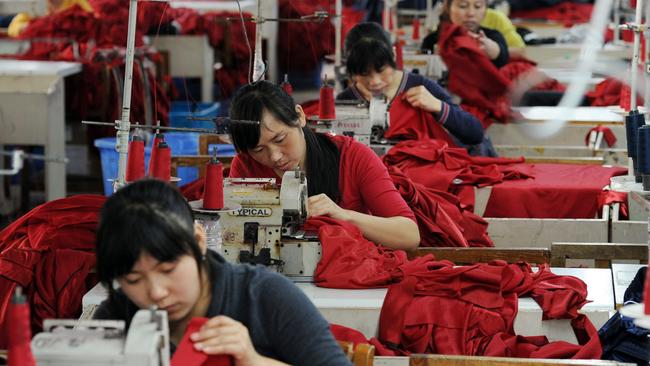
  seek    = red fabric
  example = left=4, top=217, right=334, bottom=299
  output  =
left=382, top=140, right=527, bottom=207
left=0, top=195, right=105, bottom=349
left=437, top=22, right=511, bottom=126
left=171, top=317, right=234, bottom=366
left=330, top=323, right=369, bottom=347
left=388, top=167, right=492, bottom=247
left=17, top=6, right=172, bottom=129
left=438, top=24, right=565, bottom=127
left=483, top=164, right=627, bottom=218
left=306, top=216, right=408, bottom=288
left=230, top=135, right=416, bottom=222
left=373, top=260, right=601, bottom=359
left=584, top=126, right=617, bottom=147
left=598, top=190, right=628, bottom=219
left=510, top=3, right=593, bottom=26
left=386, top=93, right=457, bottom=144
left=586, top=78, right=644, bottom=107
left=278, top=0, right=334, bottom=72
left=301, top=99, right=320, bottom=118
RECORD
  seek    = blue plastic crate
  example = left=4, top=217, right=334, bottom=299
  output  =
left=169, top=101, right=220, bottom=129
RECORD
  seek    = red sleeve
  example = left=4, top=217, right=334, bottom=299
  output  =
left=342, top=139, right=417, bottom=223
left=228, top=154, right=277, bottom=179
left=228, top=155, right=247, bottom=178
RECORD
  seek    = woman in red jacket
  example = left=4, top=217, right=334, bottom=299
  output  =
left=227, top=81, right=420, bottom=250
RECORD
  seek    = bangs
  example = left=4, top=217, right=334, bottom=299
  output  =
left=346, top=40, right=396, bottom=76
left=96, top=201, right=197, bottom=282
left=229, top=81, right=299, bottom=152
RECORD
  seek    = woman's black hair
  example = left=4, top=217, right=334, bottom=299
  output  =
left=229, top=81, right=341, bottom=202
left=345, top=22, right=396, bottom=76
left=95, top=179, right=211, bottom=321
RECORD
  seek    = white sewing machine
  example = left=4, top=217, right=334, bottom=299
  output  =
left=31, top=309, right=170, bottom=366
left=403, top=52, right=448, bottom=81
left=309, top=98, right=391, bottom=151
left=219, top=170, right=321, bottom=279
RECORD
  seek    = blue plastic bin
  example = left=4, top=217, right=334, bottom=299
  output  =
left=169, top=101, right=221, bottom=129
left=94, top=132, right=235, bottom=196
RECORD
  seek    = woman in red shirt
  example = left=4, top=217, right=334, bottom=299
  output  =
left=228, top=81, right=420, bottom=250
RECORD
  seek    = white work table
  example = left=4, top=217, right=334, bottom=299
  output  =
left=0, top=59, right=82, bottom=200
left=296, top=267, right=614, bottom=344
left=512, top=106, right=624, bottom=124
left=82, top=267, right=614, bottom=345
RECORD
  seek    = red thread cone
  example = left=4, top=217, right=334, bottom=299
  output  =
left=203, top=159, right=224, bottom=210
left=126, top=137, right=145, bottom=182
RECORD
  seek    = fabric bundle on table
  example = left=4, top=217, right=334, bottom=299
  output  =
left=0, top=195, right=105, bottom=349
left=321, top=248, right=601, bottom=359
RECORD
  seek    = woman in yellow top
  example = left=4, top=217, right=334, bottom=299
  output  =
left=8, top=0, right=92, bottom=37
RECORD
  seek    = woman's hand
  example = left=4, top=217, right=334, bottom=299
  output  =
left=190, top=316, right=262, bottom=366
left=468, top=30, right=501, bottom=60
left=308, top=194, right=351, bottom=221
left=403, top=86, right=442, bottom=113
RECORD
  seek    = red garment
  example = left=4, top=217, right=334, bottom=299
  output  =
left=230, top=135, right=416, bottom=222
left=437, top=22, right=511, bottom=125
left=373, top=260, right=601, bottom=359
left=438, top=24, right=565, bottom=127
left=484, top=164, right=627, bottom=219
left=386, top=93, right=457, bottom=144
left=301, top=99, right=320, bottom=118
left=382, top=139, right=527, bottom=193
left=388, top=167, right=493, bottom=247
left=171, top=318, right=234, bottom=366
left=510, top=3, right=594, bottom=26
left=306, top=216, right=408, bottom=289
left=584, top=126, right=617, bottom=147
left=0, top=195, right=105, bottom=349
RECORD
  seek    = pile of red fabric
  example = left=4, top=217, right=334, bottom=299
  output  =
left=437, top=23, right=565, bottom=127
left=305, top=216, right=408, bottom=289
left=510, top=2, right=594, bottom=26
left=371, top=258, right=601, bottom=358
left=15, top=4, right=172, bottom=129
left=383, top=139, right=625, bottom=219
left=0, top=195, right=105, bottom=348
left=328, top=257, right=601, bottom=359
left=382, top=139, right=529, bottom=210
left=389, top=167, right=492, bottom=247
left=586, top=78, right=644, bottom=107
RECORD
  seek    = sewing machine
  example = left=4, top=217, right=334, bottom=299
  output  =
left=31, top=309, right=170, bottom=366
left=308, top=98, right=392, bottom=155
left=402, top=51, right=447, bottom=81
left=219, top=169, right=322, bottom=279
